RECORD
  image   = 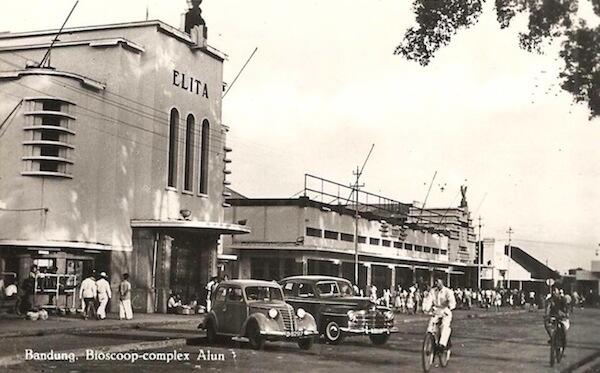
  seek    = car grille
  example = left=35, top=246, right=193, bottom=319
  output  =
left=350, top=312, right=393, bottom=329
left=276, top=305, right=297, bottom=332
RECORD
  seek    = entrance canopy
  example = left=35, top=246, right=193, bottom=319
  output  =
left=131, top=219, right=250, bottom=235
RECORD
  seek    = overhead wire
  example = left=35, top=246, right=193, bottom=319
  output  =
left=0, top=52, right=321, bottom=165
left=2, top=51, right=312, bottom=161
left=0, top=54, right=227, bottom=145
left=0, top=82, right=226, bottom=156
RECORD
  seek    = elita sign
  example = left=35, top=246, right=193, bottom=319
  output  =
left=172, top=69, right=209, bottom=98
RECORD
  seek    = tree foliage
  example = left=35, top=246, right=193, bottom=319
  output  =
left=395, top=0, right=600, bottom=119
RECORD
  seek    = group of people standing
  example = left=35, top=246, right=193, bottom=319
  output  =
left=79, top=272, right=132, bottom=320
left=369, top=284, right=550, bottom=314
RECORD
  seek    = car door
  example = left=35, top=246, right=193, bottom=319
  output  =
left=223, top=286, right=246, bottom=335
left=212, top=285, right=228, bottom=333
left=288, top=281, right=321, bottom=325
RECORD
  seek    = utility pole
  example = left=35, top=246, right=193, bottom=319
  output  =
left=353, top=166, right=364, bottom=287
left=352, top=144, right=374, bottom=288
left=477, top=216, right=483, bottom=289
left=507, top=226, right=513, bottom=289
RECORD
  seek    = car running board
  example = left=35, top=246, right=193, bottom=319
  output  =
left=231, top=336, right=249, bottom=343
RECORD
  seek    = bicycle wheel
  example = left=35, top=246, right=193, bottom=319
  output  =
left=422, top=332, right=435, bottom=373
left=550, top=331, right=556, bottom=367
left=555, top=327, right=565, bottom=363
left=439, top=336, right=451, bottom=367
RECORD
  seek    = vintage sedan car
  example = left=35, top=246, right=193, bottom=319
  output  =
left=198, top=279, right=319, bottom=350
left=280, top=276, right=398, bottom=345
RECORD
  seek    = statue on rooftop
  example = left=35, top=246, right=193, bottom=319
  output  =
left=184, top=0, right=205, bottom=34
left=460, top=185, right=468, bottom=208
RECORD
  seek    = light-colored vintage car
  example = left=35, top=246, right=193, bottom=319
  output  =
left=199, top=279, right=319, bottom=350
left=280, top=276, right=398, bottom=345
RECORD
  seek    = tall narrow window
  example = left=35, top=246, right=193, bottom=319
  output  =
left=199, top=119, right=210, bottom=194
left=183, top=114, right=195, bottom=191
left=167, top=108, right=179, bottom=188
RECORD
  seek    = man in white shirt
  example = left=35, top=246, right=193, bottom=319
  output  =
left=79, top=273, right=98, bottom=320
left=205, top=277, right=217, bottom=312
left=423, top=277, right=456, bottom=350
left=96, top=272, right=112, bottom=320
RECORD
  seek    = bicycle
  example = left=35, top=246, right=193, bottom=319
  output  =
left=548, top=316, right=567, bottom=367
left=422, top=315, right=452, bottom=372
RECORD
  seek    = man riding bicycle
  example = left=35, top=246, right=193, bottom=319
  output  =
left=423, top=277, right=456, bottom=351
left=544, top=285, right=570, bottom=344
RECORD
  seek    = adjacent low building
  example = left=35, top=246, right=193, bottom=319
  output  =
left=564, top=258, right=600, bottom=304
left=478, top=238, right=560, bottom=293
left=223, top=176, right=478, bottom=293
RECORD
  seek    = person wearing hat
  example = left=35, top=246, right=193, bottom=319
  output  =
left=96, top=272, right=112, bottom=320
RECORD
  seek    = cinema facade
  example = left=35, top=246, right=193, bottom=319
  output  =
left=0, top=19, right=248, bottom=312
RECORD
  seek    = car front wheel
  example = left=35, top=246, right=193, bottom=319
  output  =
left=205, top=319, right=218, bottom=344
left=247, top=322, right=265, bottom=350
left=324, top=320, right=344, bottom=344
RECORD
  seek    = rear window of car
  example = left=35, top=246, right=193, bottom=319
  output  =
left=316, top=281, right=340, bottom=297
left=337, top=281, right=355, bottom=296
left=227, top=287, right=243, bottom=302
left=297, top=282, right=315, bottom=297
left=245, top=286, right=284, bottom=301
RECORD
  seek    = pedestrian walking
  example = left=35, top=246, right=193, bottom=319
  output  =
left=383, top=288, right=391, bottom=308
left=118, top=273, right=133, bottom=320
left=96, top=272, right=112, bottom=320
left=205, top=276, right=217, bottom=312
left=80, top=273, right=98, bottom=320
left=369, top=284, right=378, bottom=303
left=20, top=265, right=38, bottom=314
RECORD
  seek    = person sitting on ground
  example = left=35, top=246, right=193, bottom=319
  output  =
left=167, top=291, right=182, bottom=314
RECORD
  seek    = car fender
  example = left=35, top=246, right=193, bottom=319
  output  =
left=297, top=312, right=318, bottom=332
left=240, top=312, right=279, bottom=336
left=198, top=311, right=219, bottom=331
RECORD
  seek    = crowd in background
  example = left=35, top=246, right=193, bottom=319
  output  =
left=367, top=284, right=588, bottom=314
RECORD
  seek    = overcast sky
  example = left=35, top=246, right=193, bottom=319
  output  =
left=2, top=0, right=599, bottom=271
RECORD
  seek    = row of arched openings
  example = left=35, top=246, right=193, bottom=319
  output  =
left=167, top=108, right=209, bottom=194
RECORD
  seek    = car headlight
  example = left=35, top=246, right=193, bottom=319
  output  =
left=268, top=308, right=278, bottom=319
left=347, top=310, right=357, bottom=322
left=384, top=310, right=394, bottom=321
left=297, top=308, right=306, bottom=319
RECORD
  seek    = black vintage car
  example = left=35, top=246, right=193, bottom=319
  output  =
left=279, top=276, right=398, bottom=345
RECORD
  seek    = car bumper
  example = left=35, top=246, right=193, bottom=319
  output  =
left=340, top=326, right=399, bottom=335
left=260, top=329, right=319, bottom=338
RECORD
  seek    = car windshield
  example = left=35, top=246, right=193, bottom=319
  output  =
left=245, top=286, right=284, bottom=302
left=316, top=281, right=340, bottom=297
left=337, top=281, right=356, bottom=297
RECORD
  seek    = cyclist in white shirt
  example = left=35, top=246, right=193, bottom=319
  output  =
left=423, top=277, right=456, bottom=350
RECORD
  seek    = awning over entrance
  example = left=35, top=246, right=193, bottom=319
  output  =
left=131, top=220, right=251, bottom=235
left=0, top=240, right=115, bottom=251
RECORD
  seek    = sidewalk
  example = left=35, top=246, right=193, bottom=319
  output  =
left=0, top=307, right=529, bottom=339
left=0, top=312, right=205, bottom=339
